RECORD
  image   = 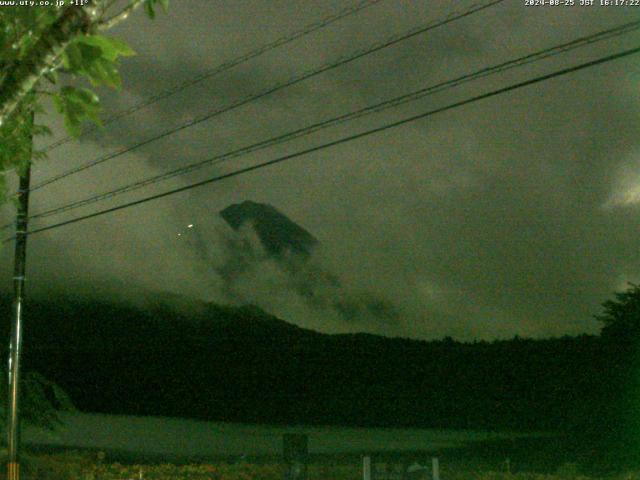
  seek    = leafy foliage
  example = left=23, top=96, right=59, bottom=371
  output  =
left=595, top=283, right=640, bottom=341
left=0, top=368, right=75, bottom=431
left=18, top=371, right=75, bottom=429
left=52, top=86, right=102, bottom=137
left=0, top=7, right=60, bottom=67
left=0, top=95, right=53, bottom=200
left=0, top=0, right=168, bottom=431
left=144, top=0, right=170, bottom=19
left=0, top=0, right=168, bottom=204
left=0, top=98, right=34, bottom=194
left=62, top=34, right=136, bottom=90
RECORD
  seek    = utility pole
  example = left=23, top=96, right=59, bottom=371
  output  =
left=6, top=110, right=33, bottom=480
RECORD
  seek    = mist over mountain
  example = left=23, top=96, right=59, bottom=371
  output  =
left=212, top=201, right=400, bottom=332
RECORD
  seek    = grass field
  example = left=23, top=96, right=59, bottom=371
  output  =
left=17, top=413, right=639, bottom=479
left=21, top=413, right=543, bottom=461
left=15, top=450, right=640, bottom=480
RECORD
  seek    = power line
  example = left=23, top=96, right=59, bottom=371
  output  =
left=40, top=0, right=386, bottom=153
left=21, top=19, right=640, bottom=224
left=32, top=0, right=502, bottom=190
left=6, top=45, right=637, bottom=243
left=28, top=0, right=505, bottom=192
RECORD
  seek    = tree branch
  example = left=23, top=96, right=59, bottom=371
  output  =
left=0, top=6, right=92, bottom=128
left=0, top=0, right=148, bottom=133
left=98, top=0, right=146, bottom=31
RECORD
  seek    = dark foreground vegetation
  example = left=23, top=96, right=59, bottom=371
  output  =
left=5, top=448, right=640, bottom=480
left=0, top=284, right=638, bottom=471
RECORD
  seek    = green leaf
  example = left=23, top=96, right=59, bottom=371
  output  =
left=32, top=124, right=52, bottom=136
left=63, top=35, right=134, bottom=90
left=144, top=0, right=170, bottom=18
left=76, top=41, right=103, bottom=66
left=78, top=35, right=135, bottom=61
left=86, top=58, right=122, bottom=89
left=53, top=86, right=102, bottom=138
left=0, top=104, right=35, bottom=173
left=62, top=42, right=84, bottom=71
left=43, top=69, right=58, bottom=85
left=144, top=0, right=156, bottom=19
left=31, top=149, right=48, bottom=162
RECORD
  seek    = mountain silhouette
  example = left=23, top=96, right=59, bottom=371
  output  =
left=0, top=290, right=623, bottom=441
left=220, top=201, right=318, bottom=257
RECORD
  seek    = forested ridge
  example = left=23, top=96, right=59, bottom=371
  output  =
left=0, top=290, right=636, bottom=452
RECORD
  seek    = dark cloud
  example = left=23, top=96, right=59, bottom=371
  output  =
left=2, top=0, right=640, bottom=340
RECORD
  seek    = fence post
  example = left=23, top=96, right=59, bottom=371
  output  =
left=432, top=457, right=439, bottom=480
left=363, top=455, right=371, bottom=480
left=283, top=433, right=308, bottom=480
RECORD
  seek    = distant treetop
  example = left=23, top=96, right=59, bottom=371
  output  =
left=596, top=282, right=640, bottom=342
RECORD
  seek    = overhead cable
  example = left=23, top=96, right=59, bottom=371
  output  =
left=6, top=45, right=637, bottom=243
left=29, top=0, right=505, bottom=192
left=20, top=19, right=640, bottom=224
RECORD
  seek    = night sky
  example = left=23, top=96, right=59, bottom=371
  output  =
left=1, top=0, right=640, bottom=341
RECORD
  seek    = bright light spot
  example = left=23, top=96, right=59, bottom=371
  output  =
left=188, top=224, right=193, bottom=228
left=607, top=180, right=640, bottom=207
left=604, top=150, right=640, bottom=209
left=178, top=233, right=182, bottom=236
left=615, top=185, right=640, bottom=207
